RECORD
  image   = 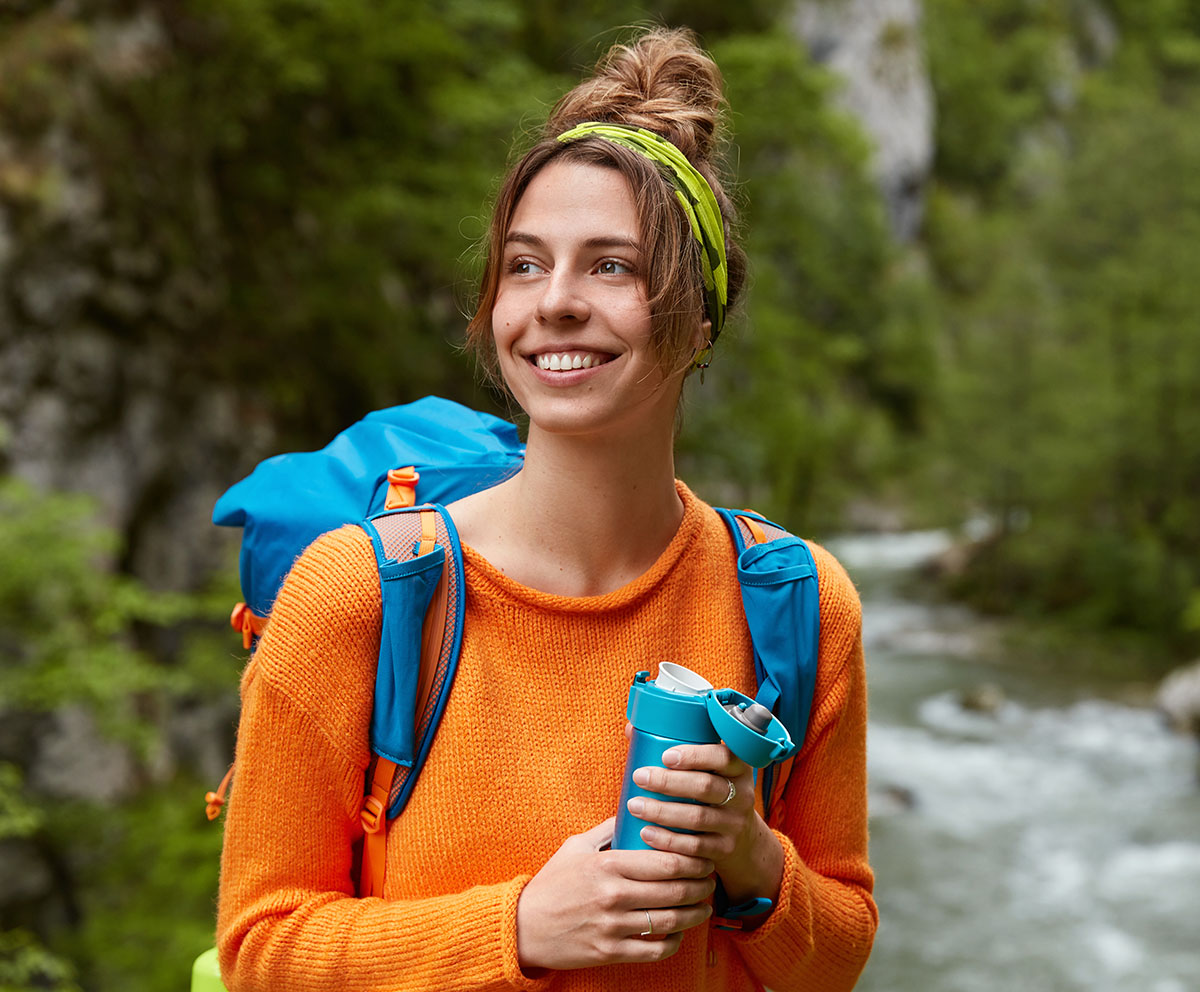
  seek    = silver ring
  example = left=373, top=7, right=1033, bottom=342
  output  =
left=718, top=777, right=736, bottom=806
left=639, top=909, right=654, bottom=937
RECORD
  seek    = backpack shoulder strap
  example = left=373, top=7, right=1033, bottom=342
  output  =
left=356, top=503, right=466, bottom=898
left=714, top=507, right=820, bottom=820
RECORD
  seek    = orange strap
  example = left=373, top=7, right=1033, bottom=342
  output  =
left=385, top=466, right=420, bottom=510
left=359, top=756, right=398, bottom=898
left=415, top=510, right=448, bottom=728
left=418, top=507, right=437, bottom=555
left=769, top=756, right=795, bottom=816
left=205, top=764, right=235, bottom=821
left=230, top=602, right=268, bottom=650
left=738, top=514, right=769, bottom=546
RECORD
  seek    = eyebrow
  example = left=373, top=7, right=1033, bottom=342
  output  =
left=504, top=231, right=642, bottom=252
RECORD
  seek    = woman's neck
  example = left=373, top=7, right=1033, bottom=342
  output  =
left=449, top=420, right=685, bottom=597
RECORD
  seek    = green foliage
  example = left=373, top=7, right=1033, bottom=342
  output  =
left=924, top=0, right=1075, bottom=194
left=679, top=32, right=935, bottom=528
left=917, top=4, right=1200, bottom=652
left=48, top=780, right=224, bottom=992
left=0, top=929, right=80, bottom=992
left=0, top=478, right=195, bottom=750
left=18, top=0, right=568, bottom=440
left=1183, top=590, right=1200, bottom=632
left=0, top=765, right=42, bottom=841
left=0, top=477, right=231, bottom=991
left=515, top=0, right=790, bottom=73
left=1107, top=0, right=1200, bottom=75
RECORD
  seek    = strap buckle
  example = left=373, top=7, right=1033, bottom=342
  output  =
left=360, top=795, right=386, bottom=834
left=385, top=466, right=420, bottom=510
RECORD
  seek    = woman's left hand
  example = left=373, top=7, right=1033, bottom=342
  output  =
left=626, top=743, right=784, bottom=905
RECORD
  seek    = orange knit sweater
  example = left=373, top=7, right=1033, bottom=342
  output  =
left=216, top=484, right=875, bottom=991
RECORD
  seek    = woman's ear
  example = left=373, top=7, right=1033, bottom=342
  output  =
left=688, top=318, right=714, bottom=375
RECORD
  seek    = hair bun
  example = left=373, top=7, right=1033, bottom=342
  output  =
left=546, top=27, right=725, bottom=162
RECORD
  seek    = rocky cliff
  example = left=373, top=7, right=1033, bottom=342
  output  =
left=1, top=9, right=263, bottom=597
left=792, top=0, right=935, bottom=242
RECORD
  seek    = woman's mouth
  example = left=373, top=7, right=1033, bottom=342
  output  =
left=532, top=351, right=616, bottom=371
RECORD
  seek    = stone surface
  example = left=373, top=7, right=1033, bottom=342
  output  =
left=0, top=18, right=270, bottom=891
left=792, top=0, right=935, bottom=241
left=0, top=8, right=263, bottom=591
left=1158, top=660, right=1200, bottom=739
left=28, top=706, right=138, bottom=804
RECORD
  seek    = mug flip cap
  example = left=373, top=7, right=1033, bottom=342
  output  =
left=705, top=688, right=797, bottom=767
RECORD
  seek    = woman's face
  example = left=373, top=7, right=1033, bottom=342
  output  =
left=491, top=159, right=686, bottom=442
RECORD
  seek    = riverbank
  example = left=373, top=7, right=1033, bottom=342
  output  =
left=826, top=531, right=1200, bottom=992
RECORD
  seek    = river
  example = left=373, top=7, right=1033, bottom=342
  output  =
left=825, top=532, right=1200, bottom=992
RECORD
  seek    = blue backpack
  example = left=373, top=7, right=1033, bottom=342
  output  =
left=208, top=395, right=820, bottom=897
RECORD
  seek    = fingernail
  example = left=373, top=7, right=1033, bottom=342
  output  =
left=627, top=797, right=645, bottom=815
left=662, top=749, right=681, bottom=766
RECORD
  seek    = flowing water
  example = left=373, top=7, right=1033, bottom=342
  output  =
left=826, top=532, right=1200, bottom=992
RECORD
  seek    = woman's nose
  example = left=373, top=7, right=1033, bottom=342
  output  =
left=536, top=269, right=590, bottom=325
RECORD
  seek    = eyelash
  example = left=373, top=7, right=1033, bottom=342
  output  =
left=504, top=257, right=636, bottom=277
left=597, top=259, right=633, bottom=275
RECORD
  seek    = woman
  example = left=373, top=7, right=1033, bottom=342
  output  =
left=217, top=26, right=875, bottom=992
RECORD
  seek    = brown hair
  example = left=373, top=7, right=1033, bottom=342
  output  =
left=465, top=27, right=747, bottom=384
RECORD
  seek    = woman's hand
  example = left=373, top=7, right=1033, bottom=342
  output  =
left=627, top=744, right=784, bottom=905
left=516, top=818, right=716, bottom=971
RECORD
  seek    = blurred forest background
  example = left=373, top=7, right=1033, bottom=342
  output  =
left=1, top=0, right=1199, bottom=989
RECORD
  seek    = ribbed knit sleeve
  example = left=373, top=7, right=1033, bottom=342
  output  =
left=731, top=541, right=877, bottom=990
left=215, top=526, right=553, bottom=992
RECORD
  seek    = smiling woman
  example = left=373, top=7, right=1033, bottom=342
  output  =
left=487, top=161, right=668, bottom=446
left=215, top=26, right=875, bottom=992
left=466, top=32, right=746, bottom=388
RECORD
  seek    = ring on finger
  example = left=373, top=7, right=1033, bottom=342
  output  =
left=718, top=777, right=737, bottom=807
left=639, top=909, right=654, bottom=937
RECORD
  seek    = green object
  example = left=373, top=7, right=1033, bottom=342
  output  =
left=190, top=948, right=227, bottom=992
left=556, top=122, right=729, bottom=343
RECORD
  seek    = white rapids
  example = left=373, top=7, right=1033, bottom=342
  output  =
left=822, top=532, right=1200, bottom=992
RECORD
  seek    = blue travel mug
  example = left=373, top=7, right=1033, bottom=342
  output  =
left=612, top=662, right=797, bottom=850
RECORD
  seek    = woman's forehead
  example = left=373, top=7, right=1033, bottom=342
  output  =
left=508, top=160, right=641, bottom=244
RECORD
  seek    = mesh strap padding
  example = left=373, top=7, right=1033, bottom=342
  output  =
left=735, top=515, right=789, bottom=547
left=369, top=509, right=461, bottom=811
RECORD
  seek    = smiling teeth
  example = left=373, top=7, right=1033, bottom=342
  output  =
left=537, top=352, right=606, bottom=371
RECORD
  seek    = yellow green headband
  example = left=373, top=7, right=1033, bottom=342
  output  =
left=556, top=121, right=728, bottom=350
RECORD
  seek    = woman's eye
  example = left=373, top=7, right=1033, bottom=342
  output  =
left=509, top=259, right=544, bottom=275
left=597, top=259, right=632, bottom=275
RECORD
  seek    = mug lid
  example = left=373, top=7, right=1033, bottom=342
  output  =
left=705, top=688, right=797, bottom=768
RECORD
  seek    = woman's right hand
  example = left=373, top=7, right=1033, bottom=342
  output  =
left=515, top=818, right=716, bottom=971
